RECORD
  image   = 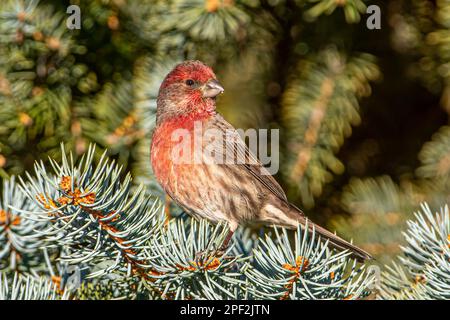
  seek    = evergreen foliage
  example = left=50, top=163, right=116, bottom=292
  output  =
left=379, top=204, right=450, bottom=300
left=1, top=145, right=374, bottom=299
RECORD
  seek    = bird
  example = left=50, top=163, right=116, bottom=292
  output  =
left=150, top=60, right=372, bottom=262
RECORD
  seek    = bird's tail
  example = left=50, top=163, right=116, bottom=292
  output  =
left=289, top=205, right=372, bottom=262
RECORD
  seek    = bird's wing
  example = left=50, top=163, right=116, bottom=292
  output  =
left=203, top=116, right=371, bottom=261
left=206, top=114, right=288, bottom=201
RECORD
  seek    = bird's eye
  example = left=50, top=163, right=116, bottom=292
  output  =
left=185, top=79, right=195, bottom=86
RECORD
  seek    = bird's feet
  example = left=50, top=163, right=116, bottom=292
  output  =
left=194, top=245, right=228, bottom=265
left=193, top=229, right=235, bottom=266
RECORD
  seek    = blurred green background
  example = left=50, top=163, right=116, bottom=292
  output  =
left=0, top=0, right=449, bottom=263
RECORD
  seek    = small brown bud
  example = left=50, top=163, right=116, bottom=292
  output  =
left=205, top=0, right=220, bottom=12
left=123, top=115, right=135, bottom=127
left=59, top=176, right=72, bottom=192
left=46, top=37, right=60, bottom=50
left=0, top=154, right=6, bottom=168
left=33, top=31, right=44, bottom=41
left=18, top=112, right=33, bottom=126
left=17, top=12, right=27, bottom=22
left=71, top=121, right=82, bottom=136
left=32, top=86, right=44, bottom=97
left=107, top=15, right=119, bottom=30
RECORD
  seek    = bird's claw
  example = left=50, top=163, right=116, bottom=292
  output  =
left=194, top=246, right=227, bottom=265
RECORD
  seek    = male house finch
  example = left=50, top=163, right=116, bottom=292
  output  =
left=151, top=60, right=371, bottom=261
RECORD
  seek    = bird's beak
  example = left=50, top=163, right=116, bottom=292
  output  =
left=202, top=79, right=224, bottom=98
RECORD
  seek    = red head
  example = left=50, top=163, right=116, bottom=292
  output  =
left=156, top=60, right=224, bottom=125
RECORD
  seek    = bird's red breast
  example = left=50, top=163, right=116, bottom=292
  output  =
left=150, top=101, right=215, bottom=192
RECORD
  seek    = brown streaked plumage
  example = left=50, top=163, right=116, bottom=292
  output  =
left=150, top=60, right=371, bottom=262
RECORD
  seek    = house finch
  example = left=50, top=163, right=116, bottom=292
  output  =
left=151, top=60, right=371, bottom=261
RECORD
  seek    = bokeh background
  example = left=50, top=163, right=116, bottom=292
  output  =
left=0, top=0, right=449, bottom=263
